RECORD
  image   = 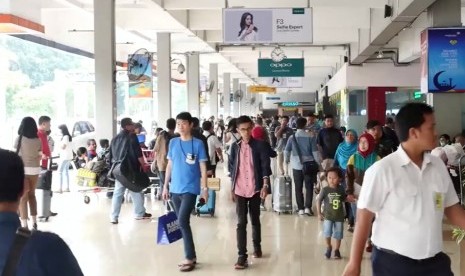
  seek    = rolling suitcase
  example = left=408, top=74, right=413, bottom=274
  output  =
left=196, top=189, right=216, bottom=217
left=272, top=175, right=293, bottom=214
left=36, top=189, right=52, bottom=221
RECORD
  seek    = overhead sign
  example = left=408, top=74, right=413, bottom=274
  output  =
left=262, top=77, right=303, bottom=88
left=258, top=58, right=304, bottom=77
left=421, top=28, right=465, bottom=93
left=248, top=85, right=277, bottom=93
left=222, top=8, right=313, bottom=44
left=266, top=96, right=281, bottom=100
left=281, top=101, right=299, bottom=107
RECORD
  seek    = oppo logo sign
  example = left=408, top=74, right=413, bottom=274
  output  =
left=270, top=63, right=293, bottom=68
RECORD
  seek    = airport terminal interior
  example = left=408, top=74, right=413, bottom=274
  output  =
left=1, top=0, right=465, bottom=275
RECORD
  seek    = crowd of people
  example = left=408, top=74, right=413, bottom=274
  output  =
left=3, top=102, right=465, bottom=275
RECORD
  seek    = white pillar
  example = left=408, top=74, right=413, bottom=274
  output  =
left=240, top=83, right=247, bottom=116
left=94, top=0, right=116, bottom=139
left=187, top=53, right=200, bottom=118
left=232, top=78, right=240, bottom=117
left=223, top=73, right=231, bottom=117
left=157, top=33, right=172, bottom=124
left=209, top=63, right=218, bottom=118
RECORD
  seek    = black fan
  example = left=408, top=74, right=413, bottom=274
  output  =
left=128, top=48, right=151, bottom=81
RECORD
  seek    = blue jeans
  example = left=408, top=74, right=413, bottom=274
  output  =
left=110, top=180, right=146, bottom=220
left=323, top=220, right=343, bottom=240
left=351, top=202, right=357, bottom=223
left=170, top=193, right=197, bottom=260
left=58, top=159, right=71, bottom=190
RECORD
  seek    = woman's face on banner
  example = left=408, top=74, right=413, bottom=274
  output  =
left=245, top=15, right=252, bottom=26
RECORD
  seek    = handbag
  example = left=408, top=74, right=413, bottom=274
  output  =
left=207, top=177, right=221, bottom=191
left=157, top=202, right=182, bottom=245
left=109, top=135, right=150, bottom=193
left=292, top=135, right=319, bottom=176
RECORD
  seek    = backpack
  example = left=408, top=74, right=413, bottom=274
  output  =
left=206, top=133, right=220, bottom=163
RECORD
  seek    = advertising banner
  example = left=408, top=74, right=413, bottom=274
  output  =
left=421, top=28, right=465, bottom=93
left=262, top=77, right=303, bottom=88
left=223, top=8, right=312, bottom=44
left=258, top=58, right=304, bottom=77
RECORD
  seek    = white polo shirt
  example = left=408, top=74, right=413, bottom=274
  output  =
left=203, top=131, right=222, bottom=166
left=358, top=145, right=459, bottom=260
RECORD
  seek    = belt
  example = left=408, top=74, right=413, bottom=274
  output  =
left=374, top=246, right=441, bottom=263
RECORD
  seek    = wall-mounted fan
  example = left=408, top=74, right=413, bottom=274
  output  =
left=258, top=102, right=263, bottom=110
left=233, top=89, right=244, bottom=102
left=250, top=96, right=256, bottom=106
left=207, top=80, right=216, bottom=93
left=220, top=95, right=224, bottom=107
left=128, top=48, right=152, bottom=81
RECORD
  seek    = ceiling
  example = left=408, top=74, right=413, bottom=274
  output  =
left=5, top=0, right=465, bottom=93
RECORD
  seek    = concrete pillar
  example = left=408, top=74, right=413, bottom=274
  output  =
left=232, top=78, right=240, bottom=117
left=94, top=0, right=116, bottom=139
left=223, top=73, right=231, bottom=117
left=209, top=63, right=218, bottom=118
left=240, top=83, right=247, bottom=116
left=426, top=0, right=464, bottom=135
left=157, top=33, right=172, bottom=124
left=187, top=53, right=200, bottom=118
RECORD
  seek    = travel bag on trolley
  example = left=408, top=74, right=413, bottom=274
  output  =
left=272, top=175, right=293, bottom=214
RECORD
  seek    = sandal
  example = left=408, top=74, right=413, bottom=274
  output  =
left=178, top=259, right=197, bottom=267
left=179, top=263, right=195, bottom=272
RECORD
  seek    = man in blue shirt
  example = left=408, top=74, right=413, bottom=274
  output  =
left=162, top=112, right=209, bottom=272
left=0, top=149, right=83, bottom=275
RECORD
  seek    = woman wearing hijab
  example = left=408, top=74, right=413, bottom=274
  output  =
left=346, top=133, right=380, bottom=252
left=334, top=129, right=358, bottom=231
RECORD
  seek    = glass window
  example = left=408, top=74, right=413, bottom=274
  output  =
left=347, top=89, right=367, bottom=116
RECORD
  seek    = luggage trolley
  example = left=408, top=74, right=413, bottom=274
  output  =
left=459, top=155, right=465, bottom=206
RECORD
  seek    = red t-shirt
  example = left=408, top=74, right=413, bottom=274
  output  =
left=37, top=130, right=51, bottom=168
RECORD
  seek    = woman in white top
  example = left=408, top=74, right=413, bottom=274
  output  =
left=238, top=12, right=258, bottom=41
left=14, top=117, right=42, bottom=230
left=57, top=124, right=74, bottom=193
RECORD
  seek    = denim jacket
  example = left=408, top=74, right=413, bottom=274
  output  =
left=284, top=129, right=317, bottom=171
left=228, top=138, right=270, bottom=192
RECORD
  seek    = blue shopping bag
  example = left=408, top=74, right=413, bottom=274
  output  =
left=157, top=211, right=182, bottom=245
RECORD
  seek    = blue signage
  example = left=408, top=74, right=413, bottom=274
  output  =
left=282, top=101, right=299, bottom=107
left=423, top=28, right=465, bottom=93
left=266, top=96, right=281, bottom=100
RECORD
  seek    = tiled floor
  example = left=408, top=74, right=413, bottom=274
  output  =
left=38, top=165, right=461, bottom=276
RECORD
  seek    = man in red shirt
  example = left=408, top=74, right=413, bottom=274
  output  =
left=37, top=116, right=57, bottom=217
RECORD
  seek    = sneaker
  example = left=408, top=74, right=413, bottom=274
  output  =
left=325, top=247, right=332, bottom=259
left=253, top=248, right=262, bottom=258
left=260, top=204, right=266, bottom=211
left=298, top=210, right=305, bottom=215
left=32, top=223, right=38, bottom=231
left=135, top=213, right=152, bottom=220
left=110, top=219, right=118, bottom=225
left=234, top=256, right=248, bottom=270
left=49, top=211, right=58, bottom=217
left=304, top=208, right=314, bottom=216
left=334, top=249, right=342, bottom=259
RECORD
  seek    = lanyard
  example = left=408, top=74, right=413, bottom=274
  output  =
left=179, top=138, right=194, bottom=158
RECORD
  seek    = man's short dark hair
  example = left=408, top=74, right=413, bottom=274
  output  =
left=192, top=117, right=200, bottom=128
left=273, top=115, right=279, bottom=120
left=38, top=116, right=51, bottom=125
left=256, top=117, right=263, bottom=125
left=121, top=117, right=134, bottom=128
left=366, top=120, right=381, bottom=129
left=236, top=115, right=253, bottom=126
left=99, top=139, right=110, bottom=148
left=176, top=112, right=193, bottom=123
left=282, top=115, right=290, bottom=121
left=325, top=167, right=342, bottom=179
left=307, top=113, right=316, bottom=118
left=77, top=147, right=87, bottom=156
left=395, top=103, right=434, bottom=142
left=0, top=149, right=24, bottom=202
left=166, top=118, right=176, bottom=130
left=202, top=121, right=213, bottom=131
left=386, top=117, right=394, bottom=124
left=296, top=117, right=307, bottom=129
left=324, top=114, right=334, bottom=120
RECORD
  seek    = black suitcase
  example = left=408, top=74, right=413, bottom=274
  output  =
left=37, top=169, right=52, bottom=190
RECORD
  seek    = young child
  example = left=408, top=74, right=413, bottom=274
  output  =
left=75, top=147, right=88, bottom=168
left=98, top=139, right=110, bottom=161
left=87, top=139, right=97, bottom=160
left=317, top=167, right=347, bottom=260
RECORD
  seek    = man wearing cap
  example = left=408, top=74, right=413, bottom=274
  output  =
left=109, top=118, right=151, bottom=224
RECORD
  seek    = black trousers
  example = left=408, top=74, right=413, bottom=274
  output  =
left=236, top=193, right=261, bottom=257
left=292, top=169, right=315, bottom=210
left=372, top=247, right=453, bottom=276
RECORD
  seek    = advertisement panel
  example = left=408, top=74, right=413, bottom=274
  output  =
left=223, top=8, right=312, bottom=44
left=258, top=58, right=304, bottom=77
left=422, top=28, right=465, bottom=93
left=128, top=56, right=153, bottom=98
left=262, top=77, right=303, bottom=88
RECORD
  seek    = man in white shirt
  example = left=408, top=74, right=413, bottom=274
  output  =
left=344, top=103, right=465, bottom=276
left=202, top=121, right=223, bottom=177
